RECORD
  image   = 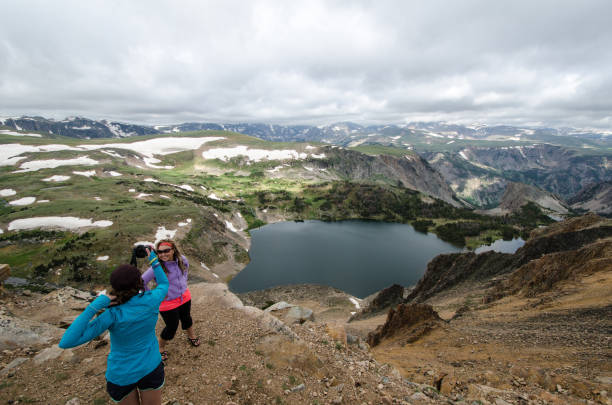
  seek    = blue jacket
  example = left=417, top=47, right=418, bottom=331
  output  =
left=59, top=256, right=169, bottom=385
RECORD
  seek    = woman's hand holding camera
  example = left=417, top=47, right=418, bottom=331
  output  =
left=147, top=247, right=160, bottom=265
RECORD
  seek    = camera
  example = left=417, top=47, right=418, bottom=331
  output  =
left=130, top=244, right=154, bottom=266
left=133, top=244, right=150, bottom=259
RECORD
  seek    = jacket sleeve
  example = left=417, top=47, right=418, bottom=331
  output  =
left=58, top=295, right=114, bottom=349
left=148, top=252, right=169, bottom=305
left=141, top=266, right=155, bottom=291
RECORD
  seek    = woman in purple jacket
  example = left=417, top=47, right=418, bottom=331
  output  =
left=142, top=239, right=199, bottom=362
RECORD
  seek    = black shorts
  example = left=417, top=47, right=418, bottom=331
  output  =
left=106, top=361, right=164, bottom=402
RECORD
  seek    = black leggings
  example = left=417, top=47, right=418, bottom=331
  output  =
left=159, top=300, right=193, bottom=341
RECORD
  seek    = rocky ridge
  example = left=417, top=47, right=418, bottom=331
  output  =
left=360, top=214, right=612, bottom=405
left=496, top=182, right=569, bottom=215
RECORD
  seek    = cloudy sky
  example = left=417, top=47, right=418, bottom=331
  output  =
left=1, top=0, right=611, bottom=129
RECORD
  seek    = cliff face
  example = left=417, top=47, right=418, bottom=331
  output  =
left=469, top=145, right=610, bottom=199
left=406, top=213, right=612, bottom=303
left=498, top=181, right=569, bottom=214
left=568, top=181, right=612, bottom=216
left=424, top=144, right=611, bottom=207
left=323, top=148, right=461, bottom=206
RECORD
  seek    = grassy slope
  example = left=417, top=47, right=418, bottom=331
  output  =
left=1, top=131, right=553, bottom=286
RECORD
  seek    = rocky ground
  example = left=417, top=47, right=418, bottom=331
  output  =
left=365, top=259, right=612, bottom=405
left=0, top=283, right=451, bottom=405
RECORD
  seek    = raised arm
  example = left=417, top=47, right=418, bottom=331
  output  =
left=148, top=250, right=169, bottom=304
left=141, top=265, right=155, bottom=291
left=58, top=295, right=114, bottom=349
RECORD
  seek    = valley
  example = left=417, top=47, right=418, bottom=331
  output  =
left=0, top=126, right=564, bottom=287
left=0, top=118, right=611, bottom=404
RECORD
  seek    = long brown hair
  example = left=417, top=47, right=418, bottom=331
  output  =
left=155, top=239, right=187, bottom=274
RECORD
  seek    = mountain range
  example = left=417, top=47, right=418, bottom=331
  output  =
left=2, top=115, right=610, bottom=214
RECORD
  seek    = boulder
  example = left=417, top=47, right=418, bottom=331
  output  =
left=263, top=301, right=295, bottom=312
left=0, top=314, right=64, bottom=350
left=0, top=357, right=29, bottom=376
left=285, top=306, right=314, bottom=324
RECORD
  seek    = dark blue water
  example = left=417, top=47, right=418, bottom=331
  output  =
left=228, top=220, right=463, bottom=298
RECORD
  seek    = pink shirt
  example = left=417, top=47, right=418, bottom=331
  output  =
left=159, top=288, right=191, bottom=312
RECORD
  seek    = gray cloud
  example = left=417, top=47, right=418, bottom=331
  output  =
left=1, top=0, right=611, bottom=129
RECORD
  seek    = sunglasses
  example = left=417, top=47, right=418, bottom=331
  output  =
left=156, top=248, right=173, bottom=254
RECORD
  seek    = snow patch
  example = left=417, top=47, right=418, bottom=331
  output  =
left=267, top=165, right=284, bottom=173
left=79, top=136, right=225, bottom=162
left=14, top=157, right=99, bottom=173
left=208, top=193, right=221, bottom=200
left=107, top=171, right=122, bottom=176
left=73, top=170, right=96, bottom=177
left=225, top=221, right=239, bottom=233
left=96, top=256, right=109, bottom=261
left=0, top=189, right=17, bottom=197
left=349, top=297, right=361, bottom=309
left=1, top=144, right=82, bottom=166
left=9, top=197, right=36, bottom=206
left=101, top=150, right=123, bottom=159
left=155, top=226, right=176, bottom=242
left=0, top=130, right=42, bottom=138
left=42, top=175, right=71, bottom=182
left=179, top=184, right=194, bottom=191
left=142, top=157, right=173, bottom=169
left=8, top=217, right=113, bottom=231
left=178, top=219, right=191, bottom=226
left=202, top=146, right=325, bottom=162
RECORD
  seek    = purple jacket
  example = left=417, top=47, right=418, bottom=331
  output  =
left=142, top=255, right=189, bottom=301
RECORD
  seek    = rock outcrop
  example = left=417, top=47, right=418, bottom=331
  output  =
left=485, top=237, right=612, bottom=301
left=568, top=180, right=612, bottom=216
left=349, top=283, right=404, bottom=321
left=367, top=303, right=442, bottom=347
left=323, top=147, right=462, bottom=206
left=497, top=181, right=569, bottom=214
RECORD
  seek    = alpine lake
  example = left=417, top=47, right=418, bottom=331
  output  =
left=229, top=220, right=525, bottom=299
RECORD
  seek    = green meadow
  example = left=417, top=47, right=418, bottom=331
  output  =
left=1, top=130, right=554, bottom=287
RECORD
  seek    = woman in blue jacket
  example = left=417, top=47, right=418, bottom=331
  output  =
left=60, top=248, right=168, bottom=404
left=141, top=239, right=199, bottom=363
